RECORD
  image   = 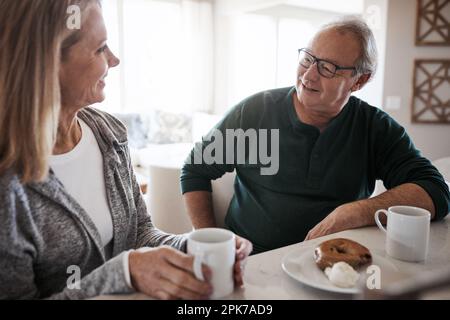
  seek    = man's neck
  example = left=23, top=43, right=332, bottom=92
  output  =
left=291, top=94, right=330, bottom=132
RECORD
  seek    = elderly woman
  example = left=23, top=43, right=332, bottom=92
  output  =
left=0, top=0, right=251, bottom=300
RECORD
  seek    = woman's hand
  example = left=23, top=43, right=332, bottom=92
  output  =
left=129, top=246, right=213, bottom=300
left=233, top=235, right=253, bottom=287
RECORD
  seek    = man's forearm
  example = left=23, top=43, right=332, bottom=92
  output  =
left=306, top=183, right=437, bottom=240
left=183, top=191, right=217, bottom=228
left=351, top=183, right=436, bottom=227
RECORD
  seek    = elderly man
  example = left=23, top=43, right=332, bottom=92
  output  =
left=180, top=17, right=450, bottom=254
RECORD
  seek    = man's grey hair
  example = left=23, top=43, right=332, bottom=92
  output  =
left=320, top=16, right=378, bottom=80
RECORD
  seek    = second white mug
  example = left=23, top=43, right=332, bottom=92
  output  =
left=375, top=205, right=431, bottom=262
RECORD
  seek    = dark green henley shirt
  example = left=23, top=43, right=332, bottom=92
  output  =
left=181, top=86, right=450, bottom=253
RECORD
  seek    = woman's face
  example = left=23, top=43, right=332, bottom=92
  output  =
left=59, top=4, right=119, bottom=109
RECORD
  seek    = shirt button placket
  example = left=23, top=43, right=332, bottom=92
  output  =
left=308, top=151, right=322, bottom=189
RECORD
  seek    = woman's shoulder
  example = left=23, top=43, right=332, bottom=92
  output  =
left=0, top=170, right=23, bottom=195
left=0, top=170, right=28, bottom=217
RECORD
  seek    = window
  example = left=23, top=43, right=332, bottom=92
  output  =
left=212, top=2, right=387, bottom=113
left=276, top=18, right=316, bottom=88
left=99, top=0, right=384, bottom=116
left=227, top=14, right=278, bottom=106
left=100, top=0, right=213, bottom=114
left=216, top=10, right=344, bottom=111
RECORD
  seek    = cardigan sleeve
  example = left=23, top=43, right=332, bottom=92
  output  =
left=0, top=181, right=133, bottom=300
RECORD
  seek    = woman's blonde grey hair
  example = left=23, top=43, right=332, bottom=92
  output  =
left=320, top=16, right=378, bottom=80
left=0, top=0, right=97, bottom=183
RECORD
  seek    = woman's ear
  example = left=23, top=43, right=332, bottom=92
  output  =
left=351, top=73, right=371, bottom=92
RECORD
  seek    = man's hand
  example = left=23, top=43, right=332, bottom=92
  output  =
left=304, top=207, right=345, bottom=240
left=304, top=203, right=366, bottom=240
left=233, top=235, right=253, bottom=287
left=304, top=183, right=436, bottom=241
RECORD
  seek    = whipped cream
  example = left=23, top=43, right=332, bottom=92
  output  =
left=324, top=262, right=360, bottom=288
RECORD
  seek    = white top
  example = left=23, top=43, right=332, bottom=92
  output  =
left=49, top=118, right=134, bottom=289
left=49, top=119, right=113, bottom=246
left=50, top=119, right=133, bottom=288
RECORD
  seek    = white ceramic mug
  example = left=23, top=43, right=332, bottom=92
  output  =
left=375, top=206, right=431, bottom=262
left=187, top=228, right=235, bottom=299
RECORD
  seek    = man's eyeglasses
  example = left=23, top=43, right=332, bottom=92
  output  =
left=297, top=48, right=357, bottom=79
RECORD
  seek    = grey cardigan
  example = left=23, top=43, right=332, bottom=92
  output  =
left=0, top=107, right=187, bottom=299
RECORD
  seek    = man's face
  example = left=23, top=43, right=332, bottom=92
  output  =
left=296, top=29, right=362, bottom=118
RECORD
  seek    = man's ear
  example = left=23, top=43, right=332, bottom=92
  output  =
left=351, top=73, right=371, bottom=92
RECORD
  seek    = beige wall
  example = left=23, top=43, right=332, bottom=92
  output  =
left=383, top=0, right=450, bottom=161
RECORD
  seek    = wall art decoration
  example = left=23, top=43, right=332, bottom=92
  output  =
left=412, top=59, right=450, bottom=123
left=416, top=0, right=450, bottom=46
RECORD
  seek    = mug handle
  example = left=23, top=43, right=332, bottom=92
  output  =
left=375, top=209, right=388, bottom=233
left=193, top=253, right=205, bottom=281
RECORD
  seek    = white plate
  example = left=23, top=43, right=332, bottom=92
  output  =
left=281, top=245, right=398, bottom=294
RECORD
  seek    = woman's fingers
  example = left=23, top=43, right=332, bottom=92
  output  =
left=130, top=246, right=213, bottom=300
left=165, top=251, right=212, bottom=281
left=157, top=276, right=210, bottom=300
left=159, top=262, right=212, bottom=297
left=133, top=236, right=252, bottom=300
left=231, top=235, right=252, bottom=287
left=153, top=289, right=175, bottom=300
left=160, top=249, right=213, bottom=296
left=235, top=236, right=253, bottom=260
left=233, top=260, right=244, bottom=287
